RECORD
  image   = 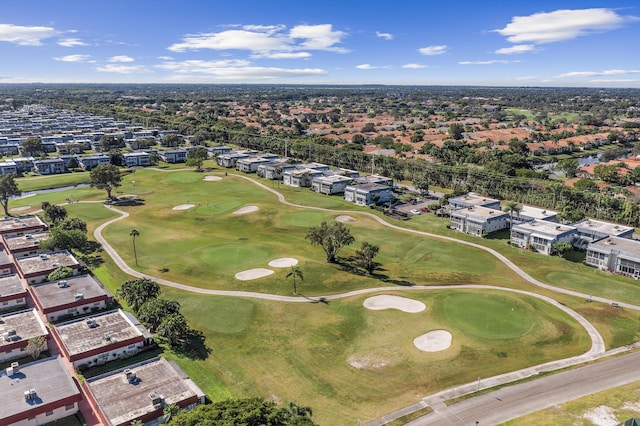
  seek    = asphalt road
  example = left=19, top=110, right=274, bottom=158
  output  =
left=407, top=350, right=640, bottom=425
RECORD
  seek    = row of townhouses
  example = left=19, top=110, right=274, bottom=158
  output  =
left=446, top=192, right=640, bottom=278
left=0, top=215, right=205, bottom=426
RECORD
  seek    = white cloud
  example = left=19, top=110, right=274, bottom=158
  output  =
left=418, top=45, right=447, bottom=56
left=458, top=60, right=518, bottom=65
left=57, top=37, right=88, bottom=47
left=252, top=51, right=312, bottom=59
left=0, top=23, right=57, bottom=46
left=376, top=31, right=393, bottom=40
left=590, top=79, right=640, bottom=83
left=155, top=59, right=252, bottom=73
left=495, top=44, right=536, bottom=55
left=356, top=64, right=390, bottom=70
left=402, top=63, right=427, bottom=69
left=108, top=55, right=135, bottom=63
left=495, top=8, right=635, bottom=44
left=157, top=55, right=173, bottom=60
left=168, top=23, right=347, bottom=56
left=556, top=69, right=640, bottom=78
left=96, top=64, right=151, bottom=74
left=53, top=54, right=93, bottom=63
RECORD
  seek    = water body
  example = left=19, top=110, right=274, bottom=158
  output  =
left=535, top=153, right=601, bottom=172
left=16, top=183, right=90, bottom=198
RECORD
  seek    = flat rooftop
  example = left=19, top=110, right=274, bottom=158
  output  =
left=0, top=274, right=26, bottom=298
left=449, top=192, right=500, bottom=207
left=31, top=275, right=108, bottom=311
left=0, top=215, right=47, bottom=234
left=573, top=219, right=634, bottom=236
left=513, top=219, right=576, bottom=236
left=0, top=357, right=80, bottom=423
left=518, top=205, right=558, bottom=220
left=589, top=236, right=640, bottom=256
left=87, top=357, right=203, bottom=426
left=314, top=174, right=353, bottom=183
left=0, top=244, right=13, bottom=267
left=0, top=309, right=48, bottom=349
left=452, top=205, right=508, bottom=220
left=16, top=250, right=79, bottom=276
left=55, top=310, right=142, bottom=356
left=3, top=231, right=49, bottom=252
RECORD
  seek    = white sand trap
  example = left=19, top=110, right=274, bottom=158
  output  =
left=414, top=330, right=452, bottom=352
left=173, top=204, right=195, bottom=211
left=335, top=215, right=356, bottom=223
left=203, top=175, right=222, bottom=181
left=235, top=268, right=274, bottom=281
left=363, top=295, right=426, bottom=313
left=233, top=205, right=259, bottom=215
left=268, top=258, right=298, bottom=268
left=10, top=206, right=32, bottom=212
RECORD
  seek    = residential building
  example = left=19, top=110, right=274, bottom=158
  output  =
left=0, top=274, right=27, bottom=312
left=450, top=206, right=509, bottom=236
left=85, top=357, right=205, bottom=426
left=572, top=218, right=634, bottom=249
left=448, top=192, right=501, bottom=210
left=282, top=168, right=325, bottom=187
left=216, top=152, right=251, bottom=168
left=3, top=231, right=50, bottom=258
left=15, top=250, right=82, bottom=284
left=257, top=162, right=296, bottom=180
left=311, top=174, right=354, bottom=195
left=344, top=183, right=394, bottom=206
left=0, top=356, right=82, bottom=426
left=0, top=309, right=49, bottom=362
left=513, top=205, right=558, bottom=223
left=0, top=215, right=48, bottom=238
left=123, top=152, right=151, bottom=167
left=0, top=160, right=18, bottom=175
left=78, top=154, right=110, bottom=170
left=586, top=236, right=640, bottom=278
left=33, top=158, right=66, bottom=175
left=236, top=156, right=275, bottom=173
left=351, top=174, right=393, bottom=186
left=510, top=220, right=577, bottom=255
left=53, top=309, right=150, bottom=368
left=0, top=243, right=14, bottom=275
left=30, top=275, right=112, bottom=322
left=159, top=149, right=187, bottom=163
left=208, top=145, right=232, bottom=156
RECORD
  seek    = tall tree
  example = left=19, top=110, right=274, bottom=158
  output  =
left=555, top=158, right=579, bottom=178
left=286, top=266, right=303, bottom=295
left=117, top=278, right=160, bottom=312
left=503, top=201, right=521, bottom=228
left=130, top=229, right=140, bottom=266
left=43, top=204, right=68, bottom=224
left=355, top=241, right=380, bottom=275
left=137, top=298, right=181, bottom=332
left=157, top=313, right=189, bottom=347
left=0, top=174, right=20, bottom=217
left=448, top=123, right=464, bottom=140
left=90, top=164, right=122, bottom=199
left=25, top=336, right=46, bottom=360
left=21, top=136, right=44, bottom=156
left=306, top=221, right=355, bottom=263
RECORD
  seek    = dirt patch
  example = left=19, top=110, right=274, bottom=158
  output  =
left=363, top=295, right=426, bottom=313
left=347, top=354, right=389, bottom=370
left=172, top=204, right=195, bottom=211
left=335, top=215, right=356, bottom=223
left=267, top=258, right=298, bottom=268
left=413, top=330, right=453, bottom=352
left=203, top=175, right=222, bottom=181
left=582, top=405, right=618, bottom=426
left=233, top=205, right=259, bottom=215
left=10, top=206, right=32, bottom=212
left=235, top=268, right=274, bottom=281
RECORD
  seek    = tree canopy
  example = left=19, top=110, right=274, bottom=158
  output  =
left=116, top=278, right=161, bottom=312
left=305, top=221, right=355, bottom=263
left=0, top=174, right=20, bottom=217
left=90, top=164, right=122, bottom=199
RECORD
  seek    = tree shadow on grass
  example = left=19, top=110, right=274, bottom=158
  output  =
left=337, top=256, right=415, bottom=287
left=172, top=329, right=212, bottom=361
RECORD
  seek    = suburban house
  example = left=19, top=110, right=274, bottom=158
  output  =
left=236, top=156, right=274, bottom=173
left=510, top=220, right=577, bottom=255
left=123, top=152, right=151, bottom=167
left=513, top=205, right=558, bottom=223
left=450, top=206, right=509, bottom=236
left=572, top=218, right=634, bottom=249
left=282, top=168, right=325, bottom=187
left=448, top=192, right=501, bottom=210
left=78, top=154, right=110, bottom=170
left=53, top=309, right=150, bottom=369
left=15, top=250, right=82, bottom=285
left=33, top=158, right=66, bottom=175
left=0, top=356, right=82, bottom=426
left=344, top=183, right=394, bottom=206
left=84, top=357, right=205, bottom=426
left=0, top=274, right=27, bottom=312
left=0, top=161, right=18, bottom=175
left=3, top=231, right=50, bottom=258
left=311, top=174, right=354, bottom=195
left=0, top=215, right=48, bottom=238
left=30, top=275, right=112, bottom=322
left=159, top=149, right=187, bottom=163
left=0, top=308, right=49, bottom=362
left=585, top=236, right=640, bottom=278
left=257, top=162, right=296, bottom=180
left=11, top=157, right=35, bottom=173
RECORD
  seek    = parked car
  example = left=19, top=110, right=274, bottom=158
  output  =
left=410, top=209, right=422, bottom=215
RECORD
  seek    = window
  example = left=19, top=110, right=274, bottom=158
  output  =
left=2, top=301, right=7, bottom=306
left=46, top=410, right=54, bottom=416
left=65, top=403, right=75, bottom=410
left=16, top=298, right=24, bottom=303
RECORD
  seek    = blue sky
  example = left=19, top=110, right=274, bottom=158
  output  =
left=1, top=0, right=639, bottom=87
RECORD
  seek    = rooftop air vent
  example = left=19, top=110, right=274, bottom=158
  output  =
left=58, top=280, right=68, bottom=288
left=149, top=391, right=164, bottom=408
left=25, top=234, right=32, bottom=239
left=103, top=332, right=111, bottom=341
left=40, top=254, right=49, bottom=260
left=74, top=292, right=83, bottom=300
left=86, top=319, right=97, bottom=328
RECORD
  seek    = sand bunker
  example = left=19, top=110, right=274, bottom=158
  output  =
left=233, top=205, right=259, bottom=215
left=363, top=295, right=426, bottom=313
left=10, top=206, right=32, bottom=212
left=235, top=268, right=274, bottom=281
left=203, top=175, right=222, bottom=181
left=335, top=215, right=356, bottom=223
left=173, top=204, right=195, bottom=211
left=268, top=258, right=299, bottom=268
left=414, top=330, right=452, bottom=352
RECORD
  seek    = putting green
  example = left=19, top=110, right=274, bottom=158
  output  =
left=280, top=210, right=332, bottom=227
left=439, top=292, right=534, bottom=340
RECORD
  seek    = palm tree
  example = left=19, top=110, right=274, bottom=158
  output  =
left=130, top=229, right=140, bottom=266
left=162, top=403, right=181, bottom=422
left=286, top=266, right=303, bottom=295
left=503, top=201, right=521, bottom=228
